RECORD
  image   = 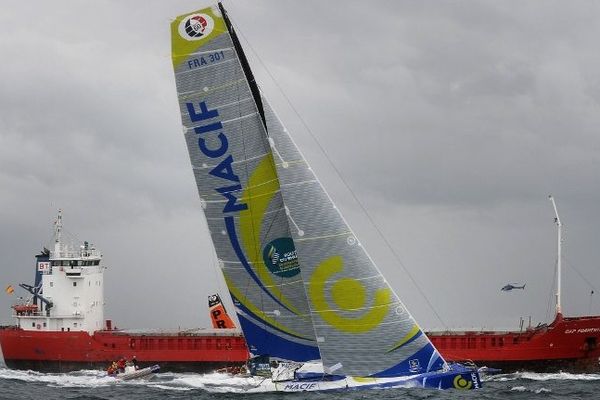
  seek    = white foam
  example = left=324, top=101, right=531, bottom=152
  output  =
left=519, top=371, right=600, bottom=381
left=169, top=372, right=264, bottom=393
left=0, top=368, right=114, bottom=388
left=488, top=371, right=600, bottom=382
left=510, top=385, right=552, bottom=394
left=0, top=368, right=259, bottom=392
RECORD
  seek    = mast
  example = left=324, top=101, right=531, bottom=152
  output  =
left=54, top=209, right=63, bottom=255
left=217, top=2, right=267, bottom=130
left=549, top=195, right=562, bottom=316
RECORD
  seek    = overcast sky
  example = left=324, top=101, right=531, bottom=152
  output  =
left=1, top=1, right=599, bottom=331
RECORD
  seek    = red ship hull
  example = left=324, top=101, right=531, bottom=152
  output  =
left=0, top=327, right=248, bottom=373
left=427, top=314, right=600, bottom=373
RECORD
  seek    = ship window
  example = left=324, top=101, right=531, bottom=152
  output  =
left=50, top=282, right=54, bottom=287
left=43, top=322, right=47, bottom=327
left=32, top=322, right=35, bottom=327
left=67, top=327, right=70, bottom=331
left=73, top=282, right=77, bottom=287
left=74, top=323, right=77, bottom=327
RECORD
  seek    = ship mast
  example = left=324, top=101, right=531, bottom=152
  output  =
left=54, top=209, right=63, bottom=255
left=549, top=195, right=562, bottom=316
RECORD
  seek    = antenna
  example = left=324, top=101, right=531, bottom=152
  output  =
left=548, top=195, right=562, bottom=316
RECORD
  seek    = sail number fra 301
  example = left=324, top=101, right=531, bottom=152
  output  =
left=187, top=50, right=226, bottom=69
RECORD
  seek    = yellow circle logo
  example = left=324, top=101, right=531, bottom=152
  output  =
left=453, top=375, right=473, bottom=390
left=309, top=256, right=391, bottom=334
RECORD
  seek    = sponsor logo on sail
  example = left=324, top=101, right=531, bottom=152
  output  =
left=263, top=238, right=300, bottom=278
left=185, top=101, right=247, bottom=214
left=408, top=359, right=420, bottom=372
left=178, top=13, right=214, bottom=41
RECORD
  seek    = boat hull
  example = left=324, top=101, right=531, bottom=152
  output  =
left=427, top=315, right=600, bottom=373
left=112, top=364, right=160, bottom=381
left=0, top=327, right=248, bottom=373
left=240, top=367, right=481, bottom=392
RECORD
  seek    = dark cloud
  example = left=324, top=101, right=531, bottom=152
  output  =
left=1, top=0, right=599, bottom=331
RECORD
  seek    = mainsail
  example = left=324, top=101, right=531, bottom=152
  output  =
left=171, top=3, right=446, bottom=377
left=171, top=5, right=319, bottom=362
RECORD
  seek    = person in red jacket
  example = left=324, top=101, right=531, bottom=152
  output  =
left=117, top=358, right=126, bottom=373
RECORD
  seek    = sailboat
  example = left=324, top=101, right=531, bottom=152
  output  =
left=170, top=3, right=481, bottom=392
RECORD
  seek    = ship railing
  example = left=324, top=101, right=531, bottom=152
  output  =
left=13, top=312, right=85, bottom=319
left=52, top=248, right=102, bottom=259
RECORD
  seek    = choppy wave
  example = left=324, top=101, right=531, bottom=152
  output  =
left=0, top=368, right=262, bottom=392
left=2, top=366, right=600, bottom=395
left=510, top=385, right=551, bottom=393
left=165, top=372, right=268, bottom=393
left=487, top=371, right=600, bottom=382
left=0, top=368, right=115, bottom=388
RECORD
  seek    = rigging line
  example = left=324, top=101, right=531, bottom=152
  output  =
left=564, top=261, right=598, bottom=293
left=228, top=13, right=448, bottom=330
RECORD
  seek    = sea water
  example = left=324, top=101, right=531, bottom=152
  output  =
left=0, top=368, right=598, bottom=399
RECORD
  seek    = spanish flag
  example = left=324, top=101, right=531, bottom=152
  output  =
left=5, top=285, right=14, bottom=295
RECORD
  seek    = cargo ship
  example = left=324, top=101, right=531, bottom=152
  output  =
left=426, top=196, right=600, bottom=373
left=0, top=211, right=248, bottom=372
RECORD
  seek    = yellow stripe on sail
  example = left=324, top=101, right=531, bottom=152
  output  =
left=387, top=325, right=421, bottom=353
left=223, top=274, right=312, bottom=341
left=238, top=154, right=303, bottom=317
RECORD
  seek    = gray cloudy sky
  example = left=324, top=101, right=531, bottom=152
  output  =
left=1, top=1, right=599, bottom=331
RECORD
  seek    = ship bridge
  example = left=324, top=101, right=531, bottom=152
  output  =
left=13, top=211, right=106, bottom=334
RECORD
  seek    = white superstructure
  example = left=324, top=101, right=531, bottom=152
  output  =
left=13, top=211, right=106, bottom=334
